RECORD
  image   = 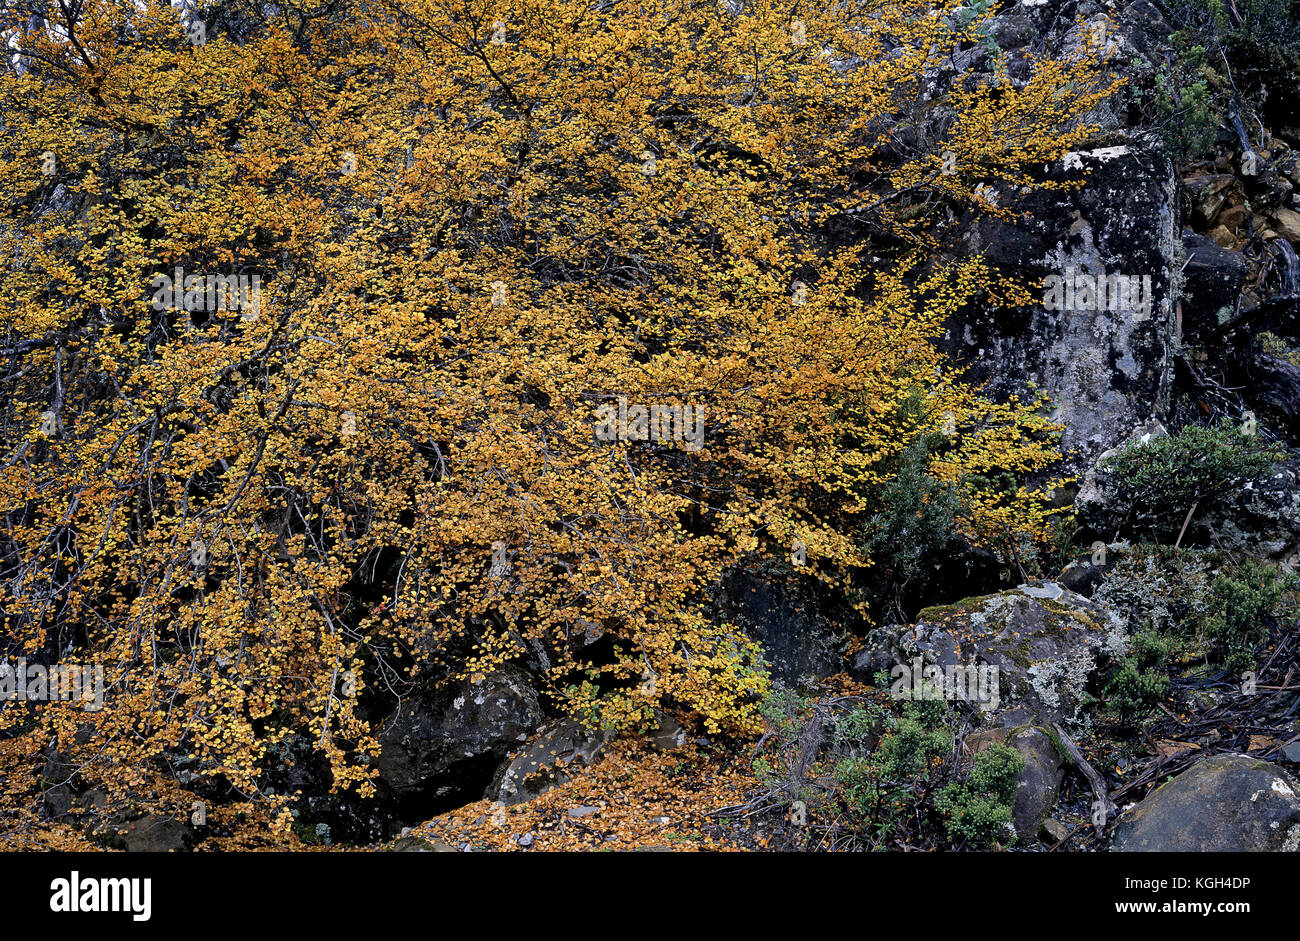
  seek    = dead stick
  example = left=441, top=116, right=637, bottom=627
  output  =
left=1052, top=722, right=1116, bottom=836
left=1048, top=823, right=1087, bottom=852
left=1265, top=732, right=1300, bottom=759
left=1111, top=754, right=1200, bottom=803
left=1174, top=501, right=1199, bottom=550
left=1157, top=702, right=1188, bottom=725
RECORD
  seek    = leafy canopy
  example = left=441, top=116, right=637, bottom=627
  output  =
left=0, top=0, right=1111, bottom=841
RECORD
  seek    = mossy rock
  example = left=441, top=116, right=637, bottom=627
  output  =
left=895, top=581, right=1129, bottom=726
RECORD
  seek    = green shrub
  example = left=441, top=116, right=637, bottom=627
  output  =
left=1166, top=0, right=1300, bottom=45
left=876, top=714, right=951, bottom=780
left=860, top=429, right=963, bottom=614
left=832, top=701, right=886, bottom=751
left=1138, top=66, right=1218, bottom=158
left=752, top=690, right=960, bottom=850
left=1094, top=547, right=1297, bottom=723
left=1104, top=630, right=1172, bottom=726
left=954, top=0, right=1004, bottom=57
left=1133, top=4, right=1296, bottom=159
left=749, top=688, right=1042, bottom=849
left=1202, top=560, right=1296, bottom=674
left=934, top=743, right=1024, bottom=847
left=834, top=706, right=951, bottom=843
left=1099, top=422, right=1281, bottom=543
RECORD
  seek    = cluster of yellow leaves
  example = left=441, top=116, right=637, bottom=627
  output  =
left=411, top=739, right=755, bottom=852
left=0, top=0, right=1114, bottom=840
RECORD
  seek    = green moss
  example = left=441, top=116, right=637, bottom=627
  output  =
left=1051, top=605, right=1100, bottom=633
left=1043, top=724, right=1069, bottom=763
left=1002, top=638, right=1034, bottom=671
left=915, top=594, right=996, bottom=623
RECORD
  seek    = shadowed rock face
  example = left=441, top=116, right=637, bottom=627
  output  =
left=376, top=667, right=543, bottom=811
left=489, top=719, right=617, bottom=807
left=1253, top=354, right=1300, bottom=439
left=713, top=565, right=853, bottom=688
left=489, top=711, right=687, bottom=807
left=1112, top=754, right=1300, bottom=852
left=943, top=139, right=1178, bottom=476
left=104, top=813, right=194, bottom=853
left=1180, top=229, right=1248, bottom=336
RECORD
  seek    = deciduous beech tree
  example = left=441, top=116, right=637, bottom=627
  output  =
left=0, top=0, right=1115, bottom=842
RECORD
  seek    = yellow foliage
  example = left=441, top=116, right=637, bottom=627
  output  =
left=0, top=0, right=1114, bottom=838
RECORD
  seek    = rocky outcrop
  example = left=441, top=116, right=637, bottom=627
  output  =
left=896, top=4, right=1186, bottom=482
left=1073, top=419, right=1168, bottom=533
left=1112, top=754, right=1300, bottom=851
left=67, top=791, right=195, bottom=852
left=1073, top=417, right=1300, bottom=560
left=1252, top=354, right=1300, bottom=438
left=1183, top=172, right=1246, bottom=233
left=489, top=718, right=617, bottom=807
left=713, top=565, right=853, bottom=688
left=1179, top=229, right=1248, bottom=336
left=887, top=582, right=1129, bottom=726
left=101, top=813, right=194, bottom=853
left=490, top=711, right=686, bottom=807
left=1206, top=457, right=1300, bottom=560
left=946, top=138, right=1178, bottom=475
left=386, top=834, right=458, bottom=852
left=41, top=740, right=198, bottom=851
left=376, top=667, right=544, bottom=807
